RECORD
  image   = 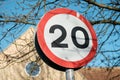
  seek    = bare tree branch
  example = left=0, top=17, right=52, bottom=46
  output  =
left=0, top=24, right=17, bottom=41
left=99, top=48, right=120, bottom=53
left=84, top=0, right=120, bottom=12
left=0, top=19, right=36, bottom=25
left=91, top=20, right=120, bottom=25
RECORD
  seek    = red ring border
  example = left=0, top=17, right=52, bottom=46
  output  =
left=37, top=8, right=97, bottom=68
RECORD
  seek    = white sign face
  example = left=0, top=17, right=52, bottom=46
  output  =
left=37, top=8, right=97, bottom=68
left=44, top=14, right=92, bottom=61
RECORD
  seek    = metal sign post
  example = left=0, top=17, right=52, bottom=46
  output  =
left=66, top=69, right=75, bottom=80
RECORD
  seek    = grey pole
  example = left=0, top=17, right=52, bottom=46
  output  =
left=66, top=69, right=75, bottom=80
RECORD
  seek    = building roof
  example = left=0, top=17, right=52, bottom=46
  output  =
left=0, top=27, right=120, bottom=80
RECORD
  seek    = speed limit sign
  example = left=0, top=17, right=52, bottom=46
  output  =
left=37, top=8, right=97, bottom=69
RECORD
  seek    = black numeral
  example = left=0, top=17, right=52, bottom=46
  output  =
left=71, top=26, right=89, bottom=48
left=49, top=25, right=89, bottom=48
left=49, top=25, right=68, bottom=48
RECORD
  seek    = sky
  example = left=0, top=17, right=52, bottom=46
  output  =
left=0, top=0, right=120, bottom=68
left=0, top=0, right=31, bottom=51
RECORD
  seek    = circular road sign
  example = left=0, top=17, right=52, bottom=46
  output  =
left=37, top=8, right=97, bottom=69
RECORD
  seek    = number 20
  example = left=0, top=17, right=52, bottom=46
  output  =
left=49, top=25, right=89, bottom=49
